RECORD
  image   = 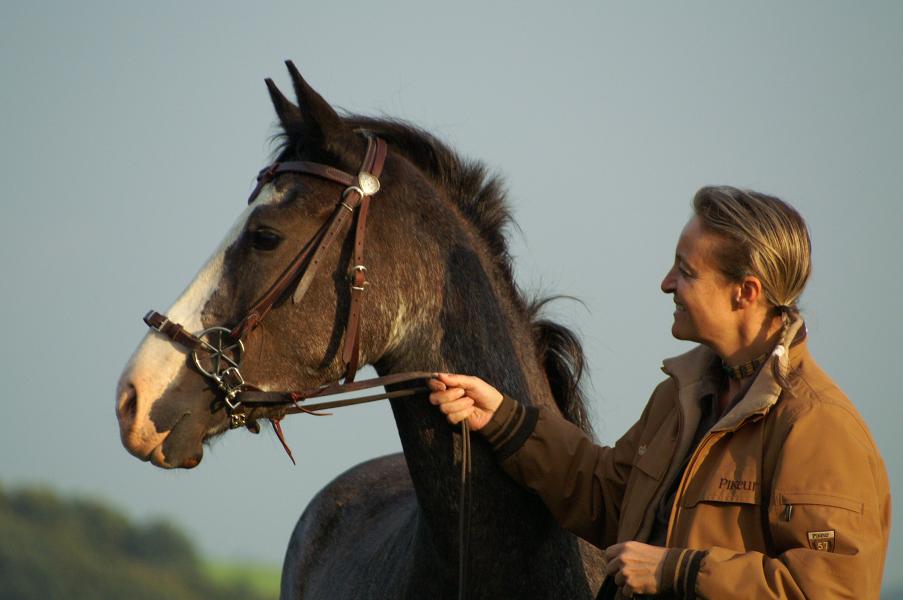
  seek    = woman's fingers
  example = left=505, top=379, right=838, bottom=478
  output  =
left=429, top=373, right=503, bottom=429
left=427, top=377, right=447, bottom=392
left=430, top=385, right=481, bottom=428
left=428, top=378, right=476, bottom=424
left=438, top=397, right=473, bottom=416
left=429, top=386, right=466, bottom=405
left=447, top=406, right=475, bottom=425
left=436, top=372, right=480, bottom=389
left=435, top=373, right=504, bottom=412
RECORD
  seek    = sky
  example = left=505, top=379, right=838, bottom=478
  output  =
left=2, top=0, right=901, bottom=590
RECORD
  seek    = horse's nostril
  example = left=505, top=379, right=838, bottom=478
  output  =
left=117, top=382, right=138, bottom=426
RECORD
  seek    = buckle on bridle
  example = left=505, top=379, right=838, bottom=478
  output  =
left=342, top=185, right=365, bottom=200
left=213, top=372, right=247, bottom=429
left=349, top=265, right=368, bottom=292
left=145, top=310, right=170, bottom=332
left=221, top=366, right=245, bottom=391
left=258, top=163, right=279, bottom=182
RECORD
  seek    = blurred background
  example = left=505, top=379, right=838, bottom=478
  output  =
left=1, top=2, right=900, bottom=597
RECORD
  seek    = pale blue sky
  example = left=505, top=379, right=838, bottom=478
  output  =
left=2, top=1, right=901, bottom=591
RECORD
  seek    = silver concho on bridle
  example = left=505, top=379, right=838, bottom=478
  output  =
left=190, top=326, right=246, bottom=415
left=358, top=171, right=380, bottom=196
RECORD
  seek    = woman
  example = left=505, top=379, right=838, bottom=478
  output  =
left=428, top=186, right=890, bottom=599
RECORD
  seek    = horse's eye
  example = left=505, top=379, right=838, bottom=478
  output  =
left=250, top=228, right=282, bottom=251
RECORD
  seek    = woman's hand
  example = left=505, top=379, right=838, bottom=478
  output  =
left=427, top=373, right=504, bottom=431
left=604, top=541, right=667, bottom=597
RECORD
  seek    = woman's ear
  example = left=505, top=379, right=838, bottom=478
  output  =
left=736, top=275, right=763, bottom=309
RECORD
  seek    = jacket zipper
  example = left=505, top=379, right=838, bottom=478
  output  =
left=664, top=430, right=722, bottom=546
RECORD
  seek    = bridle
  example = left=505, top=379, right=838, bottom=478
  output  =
left=143, top=135, right=431, bottom=427
left=141, top=134, right=472, bottom=598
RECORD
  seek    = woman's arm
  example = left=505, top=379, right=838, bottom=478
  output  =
left=429, top=373, right=659, bottom=549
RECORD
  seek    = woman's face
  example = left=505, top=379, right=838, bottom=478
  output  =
left=660, top=216, right=739, bottom=346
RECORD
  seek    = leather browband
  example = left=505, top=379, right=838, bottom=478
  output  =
left=247, top=162, right=356, bottom=205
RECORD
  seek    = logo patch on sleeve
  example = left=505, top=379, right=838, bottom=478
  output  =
left=807, top=530, right=835, bottom=552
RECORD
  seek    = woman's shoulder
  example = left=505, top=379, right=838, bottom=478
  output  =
left=775, top=350, right=876, bottom=449
left=787, top=350, right=853, bottom=410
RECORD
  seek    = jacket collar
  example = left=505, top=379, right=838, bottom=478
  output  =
left=661, top=317, right=808, bottom=432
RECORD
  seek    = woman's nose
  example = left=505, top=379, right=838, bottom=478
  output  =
left=660, top=268, right=676, bottom=294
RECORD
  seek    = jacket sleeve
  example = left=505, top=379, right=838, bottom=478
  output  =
left=479, top=388, right=660, bottom=548
left=688, top=401, right=891, bottom=600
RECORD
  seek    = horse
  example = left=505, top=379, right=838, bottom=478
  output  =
left=116, top=61, right=605, bottom=599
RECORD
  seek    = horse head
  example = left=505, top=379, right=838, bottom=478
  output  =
left=116, top=62, right=448, bottom=469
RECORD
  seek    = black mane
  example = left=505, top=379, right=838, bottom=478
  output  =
left=348, top=117, right=515, bottom=284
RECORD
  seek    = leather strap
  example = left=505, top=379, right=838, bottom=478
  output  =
left=228, top=137, right=387, bottom=343
left=228, top=217, right=332, bottom=341
left=248, top=161, right=356, bottom=205
left=340, top=139, right=384, bottom=381
left=341, top=205, right=366, bottom=382
left=291, top=137, right=387, bottom=308
left=143, top=310, right=206, bottom=351
left=458, top=419, right=472, bottom=600
left=238, top=370, right=434, bottom=407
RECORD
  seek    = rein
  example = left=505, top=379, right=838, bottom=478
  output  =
left=142, top=135, right=471, bottom=598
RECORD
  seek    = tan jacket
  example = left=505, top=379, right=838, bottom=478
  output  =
left=482, top=322, right=891, bottom=599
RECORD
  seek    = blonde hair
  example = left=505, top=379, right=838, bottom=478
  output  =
left=693, top=186, right=811, bottom=310
left=693, top=186, right=812, bottom=386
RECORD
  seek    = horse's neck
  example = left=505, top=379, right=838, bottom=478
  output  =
left=374, top=246, right=588, bottom=595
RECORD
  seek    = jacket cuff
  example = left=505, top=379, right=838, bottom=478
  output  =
left=660, top=548, right=707, bottom=599
left=479, top=395, right=539, bottom=461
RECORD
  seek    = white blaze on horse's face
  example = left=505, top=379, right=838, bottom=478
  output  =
left=116, top=185, right=281, bottom=462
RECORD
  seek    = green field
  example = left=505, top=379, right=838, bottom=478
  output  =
left=203, top=560, right=282, bottom=599
left=0, top=483, right=279, bottom=600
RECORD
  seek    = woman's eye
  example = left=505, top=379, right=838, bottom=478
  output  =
left=249, top=229, right=282, bottom=251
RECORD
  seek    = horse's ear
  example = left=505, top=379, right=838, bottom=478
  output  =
left=265, top=77, right=304, bottom=137
left=284, top=60, right=350, bottom=145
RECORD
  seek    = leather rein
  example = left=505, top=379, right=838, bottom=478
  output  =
left=141, top=135, right=472, bottom=598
